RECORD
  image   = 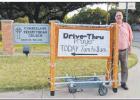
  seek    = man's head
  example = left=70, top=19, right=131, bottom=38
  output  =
left=115, top=10, right=123, bottom=24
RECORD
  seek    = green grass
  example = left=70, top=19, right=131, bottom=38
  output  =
left=128, top=53, right=138, bottom=68
left=0, top=41, right=50, bottom=53
left=0, top=42, right=138, bottom=91
left=0, top=53, right=137, bottom=91
left=0, top=56, right=49, bottom=91
left=14, top=44, right=50, bottom=53
left=0, top=42, right=2, bottom=51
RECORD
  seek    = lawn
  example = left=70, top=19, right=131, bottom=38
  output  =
left=0, top=41, right=138, bottom=91
left=0, top=53, right=138, bottom=91
left=14, top=44, right=50, bottom=53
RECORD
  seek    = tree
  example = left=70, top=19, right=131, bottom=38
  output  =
left=128, top=2, right=140, bottom=24
left=64, top=7, right=108, bottom=24
left=0, top=2, right=92, bottom=23
left=108, top=8, right=117, bottom=24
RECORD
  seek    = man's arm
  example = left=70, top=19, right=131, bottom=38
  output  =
left=127, top=23, right=133, bottom=54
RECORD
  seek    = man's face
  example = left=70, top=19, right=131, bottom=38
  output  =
left=115, top=11, right=123, bottom=23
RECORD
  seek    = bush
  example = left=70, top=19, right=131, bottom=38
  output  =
left=15, top=16, right=29, bottom=23
left=64, top=7, right=108, bottom=24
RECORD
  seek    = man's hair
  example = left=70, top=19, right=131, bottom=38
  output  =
left=116, top=10, right=124, bottom=14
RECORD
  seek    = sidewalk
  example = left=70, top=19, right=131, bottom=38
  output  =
left=133, top=41, right=140, bottom=48
left=0, top=46, right=139, bottom=99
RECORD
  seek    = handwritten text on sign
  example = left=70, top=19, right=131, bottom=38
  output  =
left=58, top=29, right=110, bottom=57
left=13, top=23, right=49, bottom=44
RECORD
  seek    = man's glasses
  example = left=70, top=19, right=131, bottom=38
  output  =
left=116, top=15, right=122, bottom=17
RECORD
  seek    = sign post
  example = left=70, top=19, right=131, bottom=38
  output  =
left=49, top=21, right=56, bottom=96
left=112, top=23, right=119, bottom=92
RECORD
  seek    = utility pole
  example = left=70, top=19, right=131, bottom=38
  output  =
left=126, top=2, right=128, bottom=22
left=106, top=3, right=109, bottom=25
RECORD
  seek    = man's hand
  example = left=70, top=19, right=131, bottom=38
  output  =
left=128, top=46, right=132, bottom=54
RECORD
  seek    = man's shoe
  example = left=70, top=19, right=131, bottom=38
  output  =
left=121, top=83, right=128, bottom=90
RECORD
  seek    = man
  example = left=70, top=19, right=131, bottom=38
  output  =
left=115, top=10, right=133, bottom=90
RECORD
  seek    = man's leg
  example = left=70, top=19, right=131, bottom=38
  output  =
left=119, top=49, right=129, bottom=90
